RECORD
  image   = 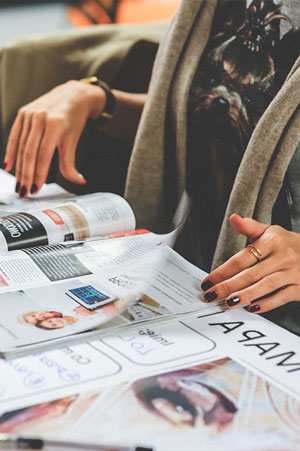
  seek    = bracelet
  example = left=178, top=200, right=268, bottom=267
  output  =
left=80, top=76, right=116, bottom=127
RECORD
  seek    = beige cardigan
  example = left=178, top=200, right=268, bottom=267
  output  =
left=125, top=0, right=300, bottom=269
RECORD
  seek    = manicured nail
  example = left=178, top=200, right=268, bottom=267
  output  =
left=2, top=162, right=7, bottom=170
left=20, top=186, right=27, bottom=198
left=204, top=291, right=218, bottom=302
left=79, top=173, right=87, bottom=183
left=226, top=297, right=240, bottom=307
left=15, top=182, right=20, bottom=193
left=201, top=280, right=213, bottom=291
left=249, top=304, right=260, bottom=313
left=30, top=184, right=37, bottom=194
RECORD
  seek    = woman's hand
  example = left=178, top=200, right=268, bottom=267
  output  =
left=201, top=214, right=300, bottom=313
left=3, top=80, right=106, bottom=197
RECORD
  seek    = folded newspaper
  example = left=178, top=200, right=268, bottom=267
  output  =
left=0, top=171, right=224, bottom=358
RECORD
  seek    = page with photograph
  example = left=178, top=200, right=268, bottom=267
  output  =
left=0, top=303, right=299, bottom=429
left=0, top=245, right=222, bottom=354
left=0, top=283, right=131, bottom=349
left=0, top=358, right=299, bottom=451
left=69, top=358, right=300, bottom=451
left=0, top=188, right=212, bottom=357
left=0, top=389, right=101, bottom=438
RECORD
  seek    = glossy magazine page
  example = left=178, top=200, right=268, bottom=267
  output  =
left=0, top=309, right=299, bottom=450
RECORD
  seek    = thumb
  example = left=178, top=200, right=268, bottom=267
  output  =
left=230, top=213, right=269, bottom=242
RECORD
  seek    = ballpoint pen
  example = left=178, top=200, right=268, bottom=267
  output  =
left=0, top=434, right=153, bottom=451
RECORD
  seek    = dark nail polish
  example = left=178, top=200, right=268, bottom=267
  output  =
left=204, top=291, right=218, bottom=302
left=201, top=280, right=213, bottom=291
left=2, top=162, right=7, bottom=170
left=15, top=182, right=20, bottom=193
left=30, top=184, right=37, bottom=194
left=249, top=304, right=260, bottom=313
left=226, top=297, right=240, bottom=307
left=20, top=186, right=27, bottom=198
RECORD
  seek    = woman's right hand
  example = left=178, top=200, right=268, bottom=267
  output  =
left=3, top=80, right=106, bottom=197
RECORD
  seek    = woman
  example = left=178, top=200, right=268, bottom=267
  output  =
left=35, top=315, right=79, bottom=330
left=1, top=0, right=300, bottom=326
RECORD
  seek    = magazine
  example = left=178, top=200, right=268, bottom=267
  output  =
left=0, top=171, right=225, bottom=357
left=0, top=309, right=299, bottom=451
left=0, top=191, right=135, bottom=252
left=0, top=237, right=224, bottom=358
left=0, top=179, right=298, bottom=450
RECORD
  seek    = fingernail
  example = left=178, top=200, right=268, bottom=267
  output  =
left=204, top=291, right=218, bottom=302
left=201, top=280, right=213, bottom=291
left=30, top=184, right=37, bottom=194
left=79, top=173, right=87, bottom=183
left=226, top=296, right=240, bottom=307
left=249, top=304, right=260, bottom=313
left=2, top=162, right=7, bottom=170
left=20, top=186, right=27, bottom=198
left=15, top=182, right=20, bottom=193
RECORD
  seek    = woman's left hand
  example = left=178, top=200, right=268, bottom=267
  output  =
left=200, top=214, right=300, bottom=313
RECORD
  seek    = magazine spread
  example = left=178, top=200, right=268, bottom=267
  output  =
left=0, top=309, right=299, bottom=451
left=0, top=238, right=224, bottom=356
left=0, top=172, right=299, bottom=449
left=0, top=170, right=203, bottom=356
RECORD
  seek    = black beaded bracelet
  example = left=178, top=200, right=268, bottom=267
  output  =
left=80, top=76, right=116, bottom=127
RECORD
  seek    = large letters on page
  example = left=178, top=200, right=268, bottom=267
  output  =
left=0, top=309, right=299, bottom=450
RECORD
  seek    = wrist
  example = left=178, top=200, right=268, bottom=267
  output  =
left=80, top=76, right=116, bottom=126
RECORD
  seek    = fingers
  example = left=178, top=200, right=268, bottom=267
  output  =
left=28, top=129, right=86, bottom=193
left=58, top=135, right=87, bottom=185
left=16, top=112, right=47, bottom=196
left=3, top=81, right=92, bottom=196
left=31, top=126, right=62, bottom=193
left=230, top=214, right=269, bottom=242
left=202, top=261, right=295, bottom=314
left=201, top=237, right=270, bottom=293
left=224, top=270, right=292, bottom=309
left=4, top=112, right=86, bottom=197
left=4, top=110, right=25, bottom=173
left=201, top=218, right=300, bottom=314
left=247, top=285, right=295, bottom=313
left=202, top=256, right=278, bottom=302
left=13, top=112, right=59, bottom=197
left=14, top=113, right=33, bottom=195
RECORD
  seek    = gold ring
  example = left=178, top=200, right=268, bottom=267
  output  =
left=247, top=244, right=262, bottom=262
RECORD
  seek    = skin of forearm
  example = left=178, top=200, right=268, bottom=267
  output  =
left=88, top=85, right=146, bottom=145
left=104, top=90, right=147, bottom=145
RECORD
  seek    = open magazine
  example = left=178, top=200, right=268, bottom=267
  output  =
left=0, top=177, right=299, bottom=450
left=0, top=190, right=135, bottom=252
left=0, top=309, right=299, bottom=451
left=0, top=170, right=224, bottom=358
left=0, top=232, right=224, bottom=358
